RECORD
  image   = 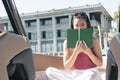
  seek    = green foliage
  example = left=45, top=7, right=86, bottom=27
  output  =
left=114, top=5, right=120, bottom=28
left=93, top=28, right=108, bottom=49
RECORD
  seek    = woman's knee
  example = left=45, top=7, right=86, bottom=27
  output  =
left=46, top=67, right=60, bottom=74
left=46, top=67, right=54, bottom=74
left=89, top=69, right=101, bottom=80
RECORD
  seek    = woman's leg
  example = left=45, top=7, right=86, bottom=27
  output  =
left=73, top=68, right=101, bottom=80
left=45, top=67, right=73, bottom=80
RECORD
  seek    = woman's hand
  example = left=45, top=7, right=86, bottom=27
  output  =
left=73, top=40, right=92, bottom=56
left=73, top=41, right=83, bottom=55
left=82, top=41, right=93, bottom=56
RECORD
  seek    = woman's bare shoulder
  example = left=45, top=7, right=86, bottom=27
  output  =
left=63, top=40, right=73, bottom=51
left=64, top=40, right=67, bottom=43
left=93, top=35, right=98, bottom=40
left=63, top=40, right=67, bottom=48
left=93, top=36, right=100, bottom=46
left=63, top=40, right=67, bottom=46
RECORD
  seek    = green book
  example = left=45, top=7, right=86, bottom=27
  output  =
left=67, top=28, right=93, bottom=48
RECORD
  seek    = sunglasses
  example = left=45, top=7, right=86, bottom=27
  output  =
left=73, top=12, right=88, bottom=21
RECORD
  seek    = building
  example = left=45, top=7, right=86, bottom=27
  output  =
left=0, top=3, right=113, bottom=54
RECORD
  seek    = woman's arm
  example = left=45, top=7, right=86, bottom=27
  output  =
left=83, top=38, right=103, bottom=66
left=91, top=38, right=103, bottom=66
left=63, top=40, right=80, bottom=69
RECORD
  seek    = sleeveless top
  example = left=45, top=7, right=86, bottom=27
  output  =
left=74, top=48, right=96, bottom=70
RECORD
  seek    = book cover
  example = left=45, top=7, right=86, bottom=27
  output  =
left=67, top=28, right=93, bottom=48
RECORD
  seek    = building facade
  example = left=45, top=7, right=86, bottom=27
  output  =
left=0, top=3, right=113, bottom=54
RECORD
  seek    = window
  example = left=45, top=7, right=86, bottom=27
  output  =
left=89, top=12, right=101, bottom=24
left=42, top=31, right=46, bottom=39
left=61, top=29, right=67, bottom=37
left=28, top=33, right=31, bottom=39
left=30, top=42, right=38, bottom=52
left=40, top=18, right=52, bottom=26
left=0, top=23, right=7, bottom=31
left=57, top=29, right=67, bottom=38
left=25, top=20, right=37, bottom=27
left=46, top=30, right=53, bottom=39
left=42, top=30, right=53, bottom=39
left=56, top=16, right=69, bottom=24
left=41, top=41, right=53, bottom=53
left=57, top=40, right=64, bottom=51
left=0, top=23, right=14, bottom=32
left=28, top=32, right=37, bottom=40
left=57, top=30, right=61, bottom=37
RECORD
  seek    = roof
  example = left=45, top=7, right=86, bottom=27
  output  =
left=0, top=3, right=113, bottom=21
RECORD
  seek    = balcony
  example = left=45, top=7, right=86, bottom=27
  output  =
left=90, top=20, right=100, bottom=27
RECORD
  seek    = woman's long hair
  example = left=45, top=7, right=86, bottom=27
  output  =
left=70, top=12, right=91, bottom=29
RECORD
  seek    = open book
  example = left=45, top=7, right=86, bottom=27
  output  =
left=67, top=28, right=93, bottom=48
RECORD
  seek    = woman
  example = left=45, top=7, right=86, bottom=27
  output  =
left=46, top=12, right=103, bottom=80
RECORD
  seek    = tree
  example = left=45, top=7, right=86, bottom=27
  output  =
left=114, top=5, right=120, bottom=30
